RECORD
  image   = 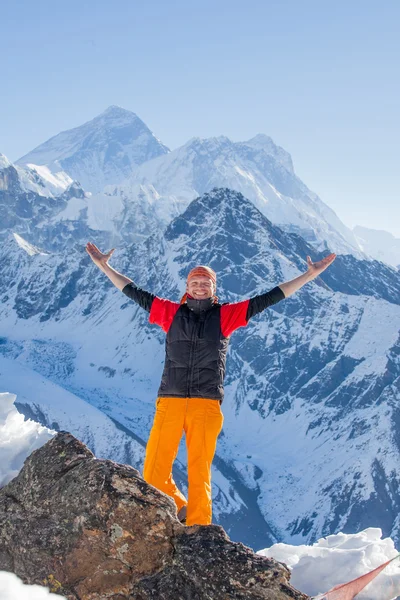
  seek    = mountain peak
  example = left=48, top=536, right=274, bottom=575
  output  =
left=186, top=135, right=232, bottom=145
left=103, top=104, right=129, bottom=113
left=16, top=107, right=169, bottom=193
left=95, top=105, right=140, bottom=123
left=0, top=153, right=12, bottom=170
left=243, top=134, right=294, bottom=173
left=182, top=135, right=233, bottom=156
left=246, top=133, right=275, bottom=145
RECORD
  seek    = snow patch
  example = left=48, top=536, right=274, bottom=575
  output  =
left=13, top=232, right=48, bottom=256
left=0, top=392, right=54, bottom=487
left=0, top=572, right=65, bottom=599
left=259, top=528, right=400, bottom=599
left=0, top=153, right=12, bottom=170
left=26, top=163, right=73, bottom=191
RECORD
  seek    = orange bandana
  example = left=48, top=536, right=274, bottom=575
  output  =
left=187, top=265, right=217, bottom=286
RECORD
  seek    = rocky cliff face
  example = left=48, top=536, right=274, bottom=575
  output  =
left=0, top=432, right=307, bottom=600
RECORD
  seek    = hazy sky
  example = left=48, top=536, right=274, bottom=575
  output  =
left=1, top=0, right=399, bottom=235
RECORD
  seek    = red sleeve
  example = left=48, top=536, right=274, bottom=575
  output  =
left=149, top=297, right=181, bottom=333
left=220, top=300, right=250, bottom=338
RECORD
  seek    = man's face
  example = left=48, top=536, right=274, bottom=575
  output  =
left=186, top=276, right=215, bottom=300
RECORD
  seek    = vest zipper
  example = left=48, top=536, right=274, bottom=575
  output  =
left=187, top=313, right=199, bottom=396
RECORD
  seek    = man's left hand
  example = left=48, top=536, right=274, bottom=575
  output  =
left=306, top=253, right=337, bottom=279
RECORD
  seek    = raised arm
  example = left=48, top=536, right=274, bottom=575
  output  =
left=85, top=242, right=155, bottom=312
left=278, top=253, right=336, bottom=298
left=221, top=253, right=337, bottom=336
left=85, top=242, right=132, bottom=290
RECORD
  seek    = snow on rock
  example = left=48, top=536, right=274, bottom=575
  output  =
left=0, top=157, right=73, bottom=198
left=13, top=232, right=48, bottom=256
left=24, top=163, right=74, bottom=195
left=43, top=190, right=125, bottom=235
left=0, top=572, right=66, bottom=599
left=0, top=392, right=54, bottom=487
left=0, top=153, right=12, bottom=170
left=259, top=528, right=400, bottom=599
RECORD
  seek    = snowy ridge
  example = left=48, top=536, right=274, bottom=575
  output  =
left=112, top=134, right=364, bottom=256
left=260, top=528, right=400, bottom=599
left=13, top=232, right=48, bottom=256
left=23, top=164, right=74, bottom=195
left=0, top=153, right=12, bottom=170
left=0, top=153, right=73, bottom=198
left=243, top=134, right=294, bottom=173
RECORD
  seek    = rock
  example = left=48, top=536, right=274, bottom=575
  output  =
left=0, top=432, right=308, bottom=599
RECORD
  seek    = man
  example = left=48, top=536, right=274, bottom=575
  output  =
left=85, top=241, right=336, bottom=526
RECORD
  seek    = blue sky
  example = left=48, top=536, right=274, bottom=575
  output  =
left=1, top=0, right=399, bottom=235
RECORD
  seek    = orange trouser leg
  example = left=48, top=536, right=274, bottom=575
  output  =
left=184, top=398, right=224, bottom=526
left=143, top=397, right=187, bottom=512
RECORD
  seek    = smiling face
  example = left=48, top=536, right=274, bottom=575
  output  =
left=186, top=275, right=215, bottom=300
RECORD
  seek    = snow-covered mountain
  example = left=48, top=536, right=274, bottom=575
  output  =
left=354, top=225, right=400, bottom=269
left=0, top=153, right=127, bottom=252
left=1, top=187, right=400, bottom=551
left=0, top=152, right=73, bottom=198
left=109, top=134, right=364, bottom=255
left=0, top=152, right=84, bottom=241
left=15, top=107, right=367, bottom=257
left=17, top=106, right=170, bottom=193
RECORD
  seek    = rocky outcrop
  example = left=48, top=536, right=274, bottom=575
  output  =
left=0, top=432, right=308, bottom=599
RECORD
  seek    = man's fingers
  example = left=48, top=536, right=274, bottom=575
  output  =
left=325, top=254, right=336, bottom=264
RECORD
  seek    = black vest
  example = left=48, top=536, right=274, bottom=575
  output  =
left=157, top=297, right=229, bottom=402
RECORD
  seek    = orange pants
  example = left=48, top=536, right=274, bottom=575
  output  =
left=143, top=396, right=224, bottom=526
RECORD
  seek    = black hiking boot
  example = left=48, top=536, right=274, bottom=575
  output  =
left=177, top=505, right=187, bottom=524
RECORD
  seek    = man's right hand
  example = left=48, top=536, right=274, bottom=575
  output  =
left=85, top=242, right=133, bottom=290
left=85, top=242, right=115, bottom=271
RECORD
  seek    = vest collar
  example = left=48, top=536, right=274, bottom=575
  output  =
left=186, top=295, right=215, bottom=314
